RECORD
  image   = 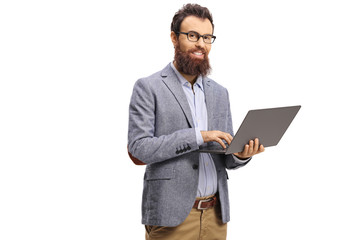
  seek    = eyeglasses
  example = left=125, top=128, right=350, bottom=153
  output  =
left=177, top=31, right=216, bottom=44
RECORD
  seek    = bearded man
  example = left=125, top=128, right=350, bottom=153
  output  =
left=128, top=4, right=264, bottom=240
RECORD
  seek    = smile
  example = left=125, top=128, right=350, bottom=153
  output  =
left=191, top=51, right=205, bottom=59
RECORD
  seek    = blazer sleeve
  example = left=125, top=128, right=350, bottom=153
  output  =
left=127, top=78, right=198, bottom=165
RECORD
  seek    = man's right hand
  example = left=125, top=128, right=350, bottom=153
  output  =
left=200, top=130, right=233, bottom=149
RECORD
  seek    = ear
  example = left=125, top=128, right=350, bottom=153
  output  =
left=170, top=31, right=178, bottom=48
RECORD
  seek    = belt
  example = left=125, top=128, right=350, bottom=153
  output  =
left=193, top=196, right=217, bottom=210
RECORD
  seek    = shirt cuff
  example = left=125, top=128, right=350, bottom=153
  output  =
left=195, top=128, right=204, bottom=146
left=233, top=155, right=252, bottom=164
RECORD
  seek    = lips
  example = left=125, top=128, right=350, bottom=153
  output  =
left=190, top=50, right=205, bottom=59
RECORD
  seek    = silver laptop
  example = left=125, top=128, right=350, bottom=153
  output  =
left=198, top=105, right=301, bottom=154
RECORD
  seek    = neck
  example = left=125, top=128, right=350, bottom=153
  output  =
left=173, top=61, right=198, bottom=86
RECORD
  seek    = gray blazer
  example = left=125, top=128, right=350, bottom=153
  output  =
left=128, top=63, right=249, bottom=227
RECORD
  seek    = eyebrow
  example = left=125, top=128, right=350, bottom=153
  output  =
left=187, top=30, right=213, bottom=35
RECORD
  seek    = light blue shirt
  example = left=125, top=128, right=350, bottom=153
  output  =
left=171, top=62, right=218, bottom=197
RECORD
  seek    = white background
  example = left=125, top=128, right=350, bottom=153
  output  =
left=1, top=0, right=359, bottom=239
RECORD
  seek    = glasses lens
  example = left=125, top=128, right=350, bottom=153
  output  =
left=187, top=31, right=199, bottom=42
left=203, top=35, right=214, bottom=44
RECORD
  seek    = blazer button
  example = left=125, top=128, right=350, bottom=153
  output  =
left=192, top=164, right=198, bottom=170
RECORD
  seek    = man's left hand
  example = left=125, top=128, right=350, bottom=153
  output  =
left=233, top=138, right=265, bottom=159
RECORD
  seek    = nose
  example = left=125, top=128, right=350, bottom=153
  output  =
left=195, top=38, right=206, bottom=48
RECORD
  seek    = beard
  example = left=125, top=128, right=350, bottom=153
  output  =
left=174, top=43, right=211, bottom=77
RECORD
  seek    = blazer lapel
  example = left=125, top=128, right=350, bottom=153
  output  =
left=161, top=64, right=195, bottom=128
left=203, top=77, right=215, bottom=131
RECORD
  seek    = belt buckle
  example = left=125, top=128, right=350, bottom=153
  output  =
left=197, top=198, right=213, bottom=210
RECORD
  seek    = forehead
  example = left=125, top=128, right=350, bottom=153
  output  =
left=180, top=16, right=213, bottom=34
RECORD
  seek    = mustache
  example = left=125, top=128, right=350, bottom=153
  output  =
left=187, top=47, right=206, bottom=55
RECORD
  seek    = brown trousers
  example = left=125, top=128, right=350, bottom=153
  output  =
left=145, top=195, right=227, bottom=240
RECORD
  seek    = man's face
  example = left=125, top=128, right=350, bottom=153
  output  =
left=171, top=16, right=213, bottom=76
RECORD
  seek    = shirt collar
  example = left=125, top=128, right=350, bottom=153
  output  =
left=170, top=62, right=204, bottom=91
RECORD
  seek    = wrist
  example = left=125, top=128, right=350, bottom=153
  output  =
left=196, top=128, right=204, bottom=146
left=200, top=131, right=207, bottom=143
left=233, top=153, right=248, bottom=160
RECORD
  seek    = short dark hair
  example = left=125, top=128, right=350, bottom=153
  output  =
left=171, top=4, right=214, bottom=35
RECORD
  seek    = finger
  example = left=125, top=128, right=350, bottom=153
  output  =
left=223, top=133, right=232, bottom=146
left=248, top=140, right=254, bottom=155
left=259, top=144, right=265, bottom=152
left=242, top=144, right=249, bottom=156
left=254, top=138, right=259, bottom=151
left=216, top=132, right=232, bottom=146
left=215, top=138, right=227, bottom=149
left=227, top=133, right=233, bottom=142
